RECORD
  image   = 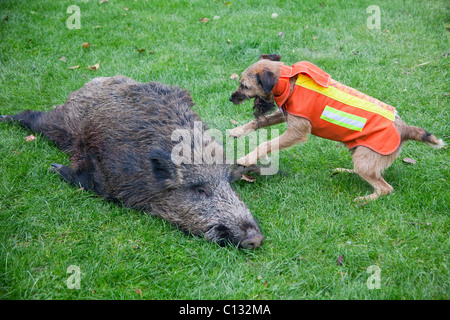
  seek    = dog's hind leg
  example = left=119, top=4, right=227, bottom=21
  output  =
left=350, top=146, right=400, bottom=201
left=353, top=171, right=393, bottom=201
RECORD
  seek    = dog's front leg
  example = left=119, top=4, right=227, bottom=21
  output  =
left=237, top=120, right=310, bottom=166
left=229, top=109, right=286, bottom=138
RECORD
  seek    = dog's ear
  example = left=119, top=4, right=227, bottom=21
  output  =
left=256, top=70, right=277, bottom=94
left=259, top=54, right=282, bottom=61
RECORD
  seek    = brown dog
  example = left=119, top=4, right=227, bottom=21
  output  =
left=229, top=54, right=444, bottom=201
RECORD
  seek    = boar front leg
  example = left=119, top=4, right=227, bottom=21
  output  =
left=50, top=163, right=94, bottom=191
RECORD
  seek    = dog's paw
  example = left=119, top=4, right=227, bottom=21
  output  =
left=229, top=126, right=253, bottom=139
left=237, top=155, right=257, bottom=167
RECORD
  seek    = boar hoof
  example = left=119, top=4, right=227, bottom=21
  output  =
left=50, top=163, right=63, bottom=170
left=49, top=163, right=73, bottom=183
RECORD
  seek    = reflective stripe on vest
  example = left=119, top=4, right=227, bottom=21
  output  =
left=295, top=74, right=396, bottom=121
left=320, top=106, right=367, bottom=131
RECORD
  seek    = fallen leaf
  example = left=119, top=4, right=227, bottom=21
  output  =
left=230, top=73, right=239, bottom=80
left=68, top=65, right=80, bottom=70
left=271, top=13, right=278, bottom=18
left=25, top=134, right=36, bottom=142
left=336, top=254, right=344, bottom=265
left=402, top=157, right=416, bottom=165
left=100, top=0, right=108, bottom=4
left=415, top=61, right=432, bottom=68
left=241, top=174, right=256, bottom=183
left=122, top=7, right=129, bottom=11
left=86, top=62, right=100, bottom=71
left=213, top=15, right=220, bottom=20
left=134, top=288, right=142, bottom=297
left=230, top=118, right=238, bottom=125
left=200, top=17, right=209, bottom=23
left=60, top=56, right=67, bottom=62
left=313, top=36, right=318, bottom=40
left=81, top=42, right=91, bottom=48
left=277, top=31, right=285, bottom=38
left=137, top=48, right=146, bottom=53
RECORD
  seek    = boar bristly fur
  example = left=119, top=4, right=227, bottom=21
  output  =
left=2, top=76, right=264, bottom=249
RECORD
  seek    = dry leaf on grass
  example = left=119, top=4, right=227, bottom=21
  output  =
left=402, top=157, right=416, bottom=165
left=200, top=17, right=209, bottom=23
left=86, top=62, right=100, bottom=71
left=241, top=174, right=256, bottom=183
left=230, top=73, right=239, bottom=80
left=25, top=134, right=36, bottom=142
left=336, top=254, right=344, bottom=266
left=68, top=65, right=80, bottom=70
left=134, top=288, right=142, bottom=297
left=81, top=42, right=91, bottom=48
left=60, top=56, right=67, bottom=62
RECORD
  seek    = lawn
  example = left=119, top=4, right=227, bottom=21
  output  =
left=0, top=0, right=448, bottom=300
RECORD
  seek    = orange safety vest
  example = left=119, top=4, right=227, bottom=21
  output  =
left=272, top=61, right=401, bottom=155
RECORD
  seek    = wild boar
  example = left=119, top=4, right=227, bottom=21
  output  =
left=1, top=76, right=264, bottom=249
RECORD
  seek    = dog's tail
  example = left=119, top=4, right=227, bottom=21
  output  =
left=403, top=125, right=445, bottom=148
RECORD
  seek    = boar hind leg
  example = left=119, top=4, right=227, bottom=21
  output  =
left=1, top=110, right=45, bottom=132
left=50, top=163, right=94, bottom=191
left=2, top=109, right=75, bottom=152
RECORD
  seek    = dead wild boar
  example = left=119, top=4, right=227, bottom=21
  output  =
left=1, top=76, right=264, bottom=249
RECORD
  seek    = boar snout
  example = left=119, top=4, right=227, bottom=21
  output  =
left=241, top=232, right=265, bottom=249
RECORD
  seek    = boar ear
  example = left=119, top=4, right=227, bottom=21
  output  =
left=259, top=54, right=282, bottom=61
left=149, top=149, right=177, bottom=185
left=256, top=70, right=278, bottom=95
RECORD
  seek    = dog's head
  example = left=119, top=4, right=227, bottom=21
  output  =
left=229, top=54, right=283, bottom=118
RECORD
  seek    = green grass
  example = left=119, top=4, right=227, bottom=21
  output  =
left=0, top=0, right=449, bottom=300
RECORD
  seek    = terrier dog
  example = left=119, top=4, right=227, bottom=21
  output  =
left=229, top=54, right=444, bottom=201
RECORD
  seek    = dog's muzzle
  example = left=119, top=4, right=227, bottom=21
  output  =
left=229, top=91, right=248, bottom=104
